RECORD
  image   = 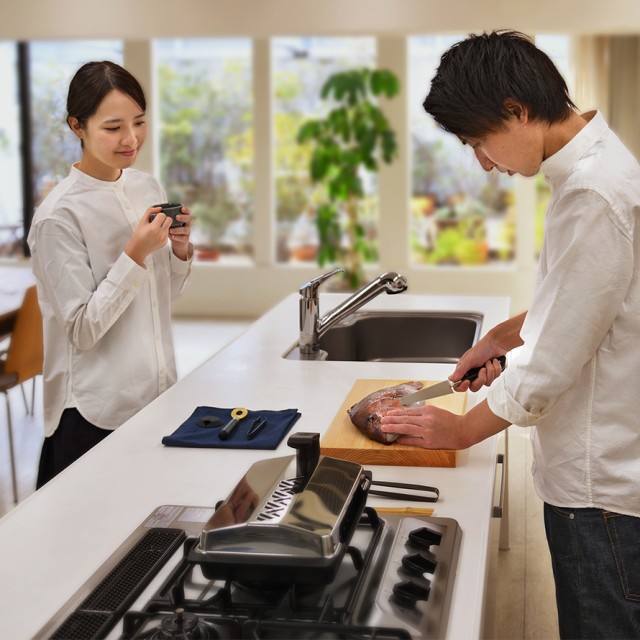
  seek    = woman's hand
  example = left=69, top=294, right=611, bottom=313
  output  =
left=124, top=206, right=173, bottom=266
left=168, top=206, right=192, bottom=261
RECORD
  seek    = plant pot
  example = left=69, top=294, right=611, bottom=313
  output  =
left=195, top=248, right=220, bottom=262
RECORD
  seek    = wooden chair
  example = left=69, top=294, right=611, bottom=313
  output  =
left=0, top=285, right=43, bottom=504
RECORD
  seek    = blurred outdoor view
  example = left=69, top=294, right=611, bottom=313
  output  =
left=0, top=40, right=124, bottom=256
left=155, top=39, right=254, bottom=263
left=409, top=35, right=516, bottom=267
left=272, top=37, right=378, bottom=265
left=0, top=34, right=570, bottom=263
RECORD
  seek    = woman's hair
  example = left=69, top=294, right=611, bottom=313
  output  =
left=66, top=60, right=146, bottom=131
left=423, top=30, right=577, bottom=140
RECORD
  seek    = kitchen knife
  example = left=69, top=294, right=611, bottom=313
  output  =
left=400, top=355, right=506, bottom=405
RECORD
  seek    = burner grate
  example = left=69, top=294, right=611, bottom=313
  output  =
left=242, top=619, right=412, bottom=639
left=50, top=528, right=185, bottom=640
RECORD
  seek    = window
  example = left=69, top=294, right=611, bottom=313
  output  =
left=155, top=39, right=253, bottom=263
left=0, top=42, right=22, bottom=256
left=272, top=37, right=376, bottom=264
left=29, top=41, right=123, bottom=205
left=408, top=36, right=516, bottom=267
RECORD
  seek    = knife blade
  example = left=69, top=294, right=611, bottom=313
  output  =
left=400, top=355, right=507, bottom=405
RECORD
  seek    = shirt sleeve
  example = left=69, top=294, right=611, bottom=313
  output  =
left=31, top=217, right=146, bottom=351
left=170, top=242, right=193, bottom=299
left=488, top=188, right=633, bottom=426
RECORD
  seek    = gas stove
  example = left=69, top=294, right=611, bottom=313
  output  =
left=36, top=435, right=462, bottom=639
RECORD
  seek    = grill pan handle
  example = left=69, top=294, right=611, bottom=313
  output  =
left=368, top=480, right=439, bottom=503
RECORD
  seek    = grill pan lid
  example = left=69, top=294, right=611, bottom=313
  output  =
left=190, top=433, right=371, bottom=574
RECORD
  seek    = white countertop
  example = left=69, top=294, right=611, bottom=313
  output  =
left=0, top=291, right=509, bottom=639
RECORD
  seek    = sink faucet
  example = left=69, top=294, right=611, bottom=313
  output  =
left=298, top=268, right=408, bottom=355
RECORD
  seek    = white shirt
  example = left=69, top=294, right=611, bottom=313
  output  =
left=28, top=166, right=192, bottom=436
left=488, top=111, right=640, bottom=517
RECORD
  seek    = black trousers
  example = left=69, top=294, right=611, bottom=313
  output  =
left=36, top=408, right=112, bottom=489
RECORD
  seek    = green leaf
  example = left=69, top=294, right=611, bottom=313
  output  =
left=296, top=120, right=320, bottom=143
left=310, top=149, right=329, bottom=181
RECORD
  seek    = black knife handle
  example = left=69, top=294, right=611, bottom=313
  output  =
left=461, top=355, right=506, bottom=384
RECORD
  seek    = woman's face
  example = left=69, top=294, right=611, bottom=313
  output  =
left=69, top=89, right=146, bottom=181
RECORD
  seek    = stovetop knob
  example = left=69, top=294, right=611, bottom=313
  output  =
left=402, top=551, right=438, bottom=575
left=392, top=579, right=431, bottom=607
left=408, top=526, right=442, bottom=548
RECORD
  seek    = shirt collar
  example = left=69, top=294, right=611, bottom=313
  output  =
left=70, top=164, right=128, bottom=189
left=540, top=110, right=608, bottom=188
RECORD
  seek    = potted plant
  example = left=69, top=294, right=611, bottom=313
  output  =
left=297, top=68, right=400, bottom=289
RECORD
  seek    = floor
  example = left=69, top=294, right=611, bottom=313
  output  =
left=0, top=317, right=558, bottom=639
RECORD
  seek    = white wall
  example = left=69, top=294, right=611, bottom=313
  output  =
left=3, top=0, right=640, bottom=39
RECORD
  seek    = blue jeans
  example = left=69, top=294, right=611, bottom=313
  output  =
left=544, top=503, right=640, bottom=639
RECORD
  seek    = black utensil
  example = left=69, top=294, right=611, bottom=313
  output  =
left=368, top=480, right=439, bottom=503
left=197, top=416, right=223, bottom=428
left=247, top=417, right=267, bottom=440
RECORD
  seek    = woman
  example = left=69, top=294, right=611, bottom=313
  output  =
left=28, top=61, right=193, bottom=488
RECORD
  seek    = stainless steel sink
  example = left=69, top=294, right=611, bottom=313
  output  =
left=283, top=310, right=483, bottom=362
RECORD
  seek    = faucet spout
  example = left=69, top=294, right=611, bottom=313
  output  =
left=298, top=270, right=407, bottom=355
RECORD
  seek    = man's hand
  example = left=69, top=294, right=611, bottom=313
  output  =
left=381, top=400, right=511, bottom=450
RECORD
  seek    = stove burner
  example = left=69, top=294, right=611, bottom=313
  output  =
left=232, top=580, right=320, bottom=600
left=150, top=608, right=218, bottom=640
left=40, top=506, right=461, bottom=640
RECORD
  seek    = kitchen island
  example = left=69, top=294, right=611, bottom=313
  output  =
left=0, top=291, right=509, bottom=639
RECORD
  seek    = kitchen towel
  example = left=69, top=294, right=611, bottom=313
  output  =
left=161, top=406, right=301, bottom=450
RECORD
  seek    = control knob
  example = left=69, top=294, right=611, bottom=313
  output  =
left=402, top=551, right=438, bottom=575
left=392, top=579, right=431, bottom=607
left=408, top=526, right=442, bottom=548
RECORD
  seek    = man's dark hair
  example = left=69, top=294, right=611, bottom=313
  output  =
left=423, top=30, right=576, bottom=140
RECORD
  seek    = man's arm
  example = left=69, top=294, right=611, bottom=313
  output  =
left=381, top=398, right=511, bottom=450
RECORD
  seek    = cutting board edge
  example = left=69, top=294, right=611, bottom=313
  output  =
left=319, top=445, right=457, bottom=468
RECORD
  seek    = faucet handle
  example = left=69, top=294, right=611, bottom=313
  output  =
left=299, top=268, right=345, bottom=298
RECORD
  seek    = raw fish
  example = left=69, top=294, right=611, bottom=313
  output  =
left=347, top=381, right=424, bottom=445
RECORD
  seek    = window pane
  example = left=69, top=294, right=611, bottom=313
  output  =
left=273, top=37, right=376, bottom=264
left=409, top=36, right=516, bottom=267
left=534, top=35, right=572, bottom=257
left=0, top=42, right=23, bottom=256
left=30, top=41, right=123, bottom=204
left=155, top=39, right=253, bottom=264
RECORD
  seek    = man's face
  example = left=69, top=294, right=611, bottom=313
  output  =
left=463, top=115, right=544, bottom=178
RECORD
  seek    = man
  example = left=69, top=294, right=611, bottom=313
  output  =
left=381, top=30, right=640, bottom=639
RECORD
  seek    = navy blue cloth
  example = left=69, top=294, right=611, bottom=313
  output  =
left=162, top=406, right=301, bottom=450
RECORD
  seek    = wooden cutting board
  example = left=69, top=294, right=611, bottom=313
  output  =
left=320, top=379, right=467, bottom=467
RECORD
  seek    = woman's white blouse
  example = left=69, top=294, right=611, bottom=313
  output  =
left=28, top=166, right=191, bottom=435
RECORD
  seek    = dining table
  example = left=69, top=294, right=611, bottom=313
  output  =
left=0, top=266, right=36, bottom=339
